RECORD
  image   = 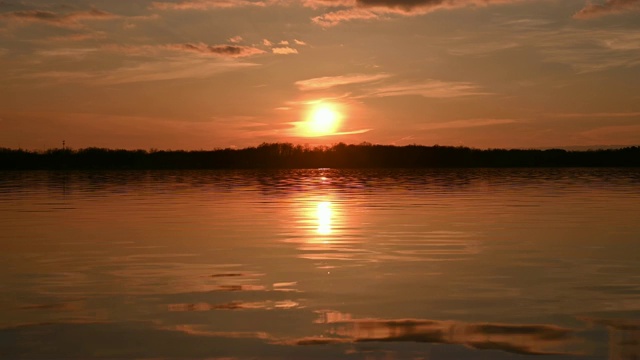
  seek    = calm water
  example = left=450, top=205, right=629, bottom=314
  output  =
left=1, top=169, right=639, bottom=359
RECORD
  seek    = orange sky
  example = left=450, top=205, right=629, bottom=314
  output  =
left=1, top=0, right=639, bottom=149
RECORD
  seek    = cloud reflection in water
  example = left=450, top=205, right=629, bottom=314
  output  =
left=285, top=310, right=582, bottom=356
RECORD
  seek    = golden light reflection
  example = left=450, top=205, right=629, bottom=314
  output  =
left=316, top=201, right=332, bottom=235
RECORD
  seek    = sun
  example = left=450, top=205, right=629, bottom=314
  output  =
left=304, top=103, right=342, bottom=136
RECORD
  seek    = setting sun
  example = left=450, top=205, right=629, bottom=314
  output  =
left=304, top=103, right=342, bottom=137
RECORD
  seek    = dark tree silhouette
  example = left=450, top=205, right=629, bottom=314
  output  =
left=0, top=143, right=639, bottom=170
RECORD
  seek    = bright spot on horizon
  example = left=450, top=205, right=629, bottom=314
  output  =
left=303, top=103, right=342, bottom=137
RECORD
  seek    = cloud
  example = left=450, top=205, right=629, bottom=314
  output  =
left=333, top=128, right=372, bottom=135
left=448, top=41, right=520, bottom=56
left=295, top=73, right=391, bottom=90
left=228, top=35, right=243, bottom=43
left=165, top=43, right=266, bottom=57
left=35, top=48, right=98, bottom=59
left=573, top=0, right=640, bottom=19
left=363, top=79, right=489, bottom=98
left=0, top=8, right=119, bottom=28
left=21, top=58, right=259, bottom=85
left=302, top=0, right=356, bottom=9
left=16, top=42, right=265, bottom=85
left=150, top=0, right=269, bottom=10
left=311, top=0, right=523, bottom=26
left=355, top=0, right=519, bottom=11
left=420, top=118, right=517, bottom=130
left=294, top=39, right=307, bottom=45
left=550, top=111, right=640, bottom=118
left=271, top=46, right=298, bottom=55
left=538, top=37, right=640, bottom=73
left=492, top=24, right=640, bottom=72
left=104, top=43, right=265, bottom=58
left=47, top=32, right=107, bottom=42
left=312, top=7, right=378, bottom=26
left=578, top=124, right=640, bottom=143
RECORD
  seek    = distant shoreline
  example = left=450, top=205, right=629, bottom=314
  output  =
left=1, top=143, right=639, bottom=170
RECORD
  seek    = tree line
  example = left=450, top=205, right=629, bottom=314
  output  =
left=1, top=143, right=639, bottom=170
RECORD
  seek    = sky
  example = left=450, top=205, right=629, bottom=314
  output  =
left=0, top=0, right=639, bottom=150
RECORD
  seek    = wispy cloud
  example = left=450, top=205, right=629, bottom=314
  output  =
left=551, top=111, right=640, bottom=118
left=363, top=79, right=490, bottom=98
left=354, top=0, right=521, bottom=11
left=302, top=0, right=356, bottom=9
left=166, top=43, right=265, bottom=57
left=600, top=32, right=640, bottom=51
left=150, top=0, right=270, bottom=10
left=534, top=28, right=640, bottom=72
left=312, top=7, right=378, bottom=27
left=13, top=41, right=266, bottom=85
left=484, top=21, right=640, bottom=73
left=47, top=32, right=107, bottom=42
left=311, top=0, right=524, bottom=27
left=578, top=124, right=640, bottom=143
left=0, top=8, right=118, bottom=28
left=105, top=43, right=265, bottom=58
left=35, top=47, right=98, bottom=59
left=21, top=57, right=258, bottom=85
left=574, top=0, right=640, bottom=19
left=420, top=118, right=517, bottom=130
left=308, top=0, right=640, bottom=26
left=295, top=73, right=391, bottom=90
left=271, top=46, right=298, bottom=55
left=448, top=41, right=520, bottom=56
left=333, top=128, right=372, bottom=135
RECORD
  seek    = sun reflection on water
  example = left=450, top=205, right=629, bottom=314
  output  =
left=316, top=201, right=332, bottom=236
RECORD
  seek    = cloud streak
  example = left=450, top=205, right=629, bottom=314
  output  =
left=311, top=0, right=523, bottom=26
left=151, top=0, right=271, bottom=10
left=420, top=118, right=517, bottom=130
left=574, top=0, right=640, bottom=19
left=166, top=43, right=266, bottom=57
left=47, top=32, right=108, bottom=42
left=364, top=79, right=490, bottom=98
left=21, top=58, right=259, bottom=85
left=0, top=8, right=118, bottom=28
left=104, top=43, right=265, bottom=58
left=551, top=111, right=640, bottom=118
left=308, top=0, right=640, bottom=25
left=295, top=73, right=391, bottom=90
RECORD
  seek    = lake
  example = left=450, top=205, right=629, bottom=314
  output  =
left=1, top=168, right=639, bottom=359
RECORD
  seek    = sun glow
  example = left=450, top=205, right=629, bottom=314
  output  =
left=303, top=103, right=342, bottom=137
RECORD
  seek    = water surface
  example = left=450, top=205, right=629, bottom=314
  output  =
left=1, top=169, right=639, bottom=359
